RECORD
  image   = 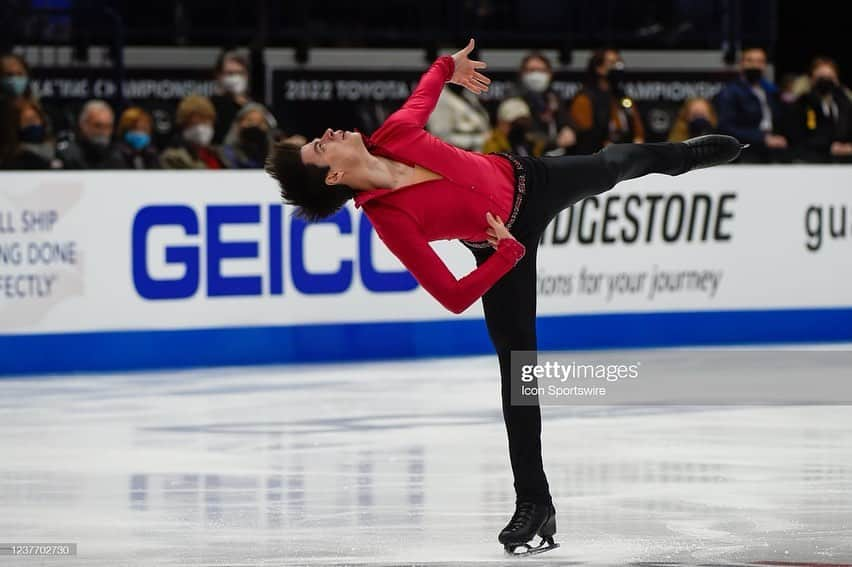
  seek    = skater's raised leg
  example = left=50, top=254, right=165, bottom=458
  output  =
left=527, top=134, right=746, bottom=229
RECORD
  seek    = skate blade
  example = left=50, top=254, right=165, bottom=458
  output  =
left=504, top=537, right=560, bottom=557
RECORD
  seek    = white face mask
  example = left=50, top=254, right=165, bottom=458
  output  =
left=183, top=123, right=214, bottom=146
left=221, top=73, right=248, bottom=95
left=522, top=71, right=550, bottom=93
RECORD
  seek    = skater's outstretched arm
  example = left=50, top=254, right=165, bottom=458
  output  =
left=370, top=208, right=524, bottom=314
left=386, top=39, right=490, bottom=129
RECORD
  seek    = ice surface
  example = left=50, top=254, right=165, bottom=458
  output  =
left=1, top=349, right=851, bottom=566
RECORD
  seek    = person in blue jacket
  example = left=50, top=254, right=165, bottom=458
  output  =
left=715, top=47, right=790, bottom=163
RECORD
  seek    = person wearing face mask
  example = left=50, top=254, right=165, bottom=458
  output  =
left=668, top=98, right=718, bottom=142
left=569, top=48, right=644, bottom=155
left=211, top=50, right=255, bottom=145
left=220, top=103, right=277, bottom=169
left=0, top=100, right=61, bottom=170
left=1, top=53, right=72, bottom=142
left=789, top=57, right=852, bottom=163
left=160, top=95, right=224, bottom=169
left=1, top=53, right=31, bottom=102
left=506, top=52, right=576, bottom=156
left=482, top=97, right=545, bottom=157
left=715, top=47, right=789, bottom=163
left=116, top=107, right=160, bottom=170
left=56, top=99, right=125, bottom=170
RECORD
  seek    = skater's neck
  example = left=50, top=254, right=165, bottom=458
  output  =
left=349, top=155, right=439, bottom=192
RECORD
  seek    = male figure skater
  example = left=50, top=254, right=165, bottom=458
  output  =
left=266, top=39, right=744, bottom=555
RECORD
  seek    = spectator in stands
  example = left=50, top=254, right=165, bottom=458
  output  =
left=668, top=97, right=717, bottom=142
left=570, top=48, right=644, bottom=154
left=220, top=103, right=276, bottom=169
left=0, top=99, right=60, bottom=169
left=1, top=53, right=33, bottom=105
left=715, top=47, right=788, bottom=163
left=116, top=107, right=160, bottom=169
left=508, top=51, right=576, bottom=155
left=160, top=94, right=223, bottom=169
left=1, top=52, right=72, bottom=141
left=211, top=50, right=254, bottom=145
left=427, top=84, right=491, bottom=151
left=56, top=99, right=125, bottom=169
left=482, top=97, right=544, bottom=157
left=789, top=57, right=852, bottom=163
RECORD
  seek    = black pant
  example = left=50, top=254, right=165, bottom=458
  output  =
left=469, top=142, right=687, bottom=505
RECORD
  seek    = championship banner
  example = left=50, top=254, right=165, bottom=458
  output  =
left=28, top=67, right=219, bottom=146
left=271, top=69, right=737, bottom=141
left=1, top=167, right=851, bottom=374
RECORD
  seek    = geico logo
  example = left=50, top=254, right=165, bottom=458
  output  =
left=131, top=204, right=417, bottom=299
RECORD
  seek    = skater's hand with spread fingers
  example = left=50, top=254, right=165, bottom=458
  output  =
left=485, top=212, right=516, bottom=249
left=450, top=39, right=490, bottom=95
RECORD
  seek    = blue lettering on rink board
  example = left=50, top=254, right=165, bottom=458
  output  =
left=131, top=204, right=415, bottom=299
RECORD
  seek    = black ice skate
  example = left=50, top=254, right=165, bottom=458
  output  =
left=679, top=134, right=748, bottom=173
left=498, top=501, right=559, bottom=556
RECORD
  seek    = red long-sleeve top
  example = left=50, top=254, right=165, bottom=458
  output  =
left=354, top=56, right=525, bottom=314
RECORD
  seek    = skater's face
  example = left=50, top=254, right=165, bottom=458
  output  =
left=300, top=128, right=365, bottom=186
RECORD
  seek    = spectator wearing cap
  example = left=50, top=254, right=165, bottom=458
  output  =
left=160, top=94, right=224, bottom=169
left=116, top=107, right=160, bottom=169
left=483, top=97, right=545, bottom=157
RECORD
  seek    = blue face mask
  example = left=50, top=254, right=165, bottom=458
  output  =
left=19, top=124, right=46, bottom=144
left=2, top=76, right=28, bottom=96
left=124, top=130, right=151, bottom=150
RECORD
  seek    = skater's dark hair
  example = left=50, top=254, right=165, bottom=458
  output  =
left=265, top=142, right=356, bottom=222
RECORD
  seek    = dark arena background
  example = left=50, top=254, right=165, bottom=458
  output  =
left=1, top=1, right=851, bottom=565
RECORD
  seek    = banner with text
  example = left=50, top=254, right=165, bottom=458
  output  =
left=1, top=167, right=850, bottom=374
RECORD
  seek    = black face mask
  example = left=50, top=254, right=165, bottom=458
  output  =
left=19, top=124, right=46, bottom=144
left=607, top=68, right=625, bottom=90
left=508, top=119, right=530, bottom=147
left=814, top=77, right=835, bottom=96
left=688, top=117, right=713, bottom=137
left=743, top=68, right=763, bottom=84
left=239, top=126, right=269, bottom=163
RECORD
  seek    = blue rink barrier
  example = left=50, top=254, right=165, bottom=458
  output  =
left=3, top=306, right=852, bottom=376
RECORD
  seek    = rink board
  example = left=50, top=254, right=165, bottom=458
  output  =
left=1, top=167, right=851, bottom=374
